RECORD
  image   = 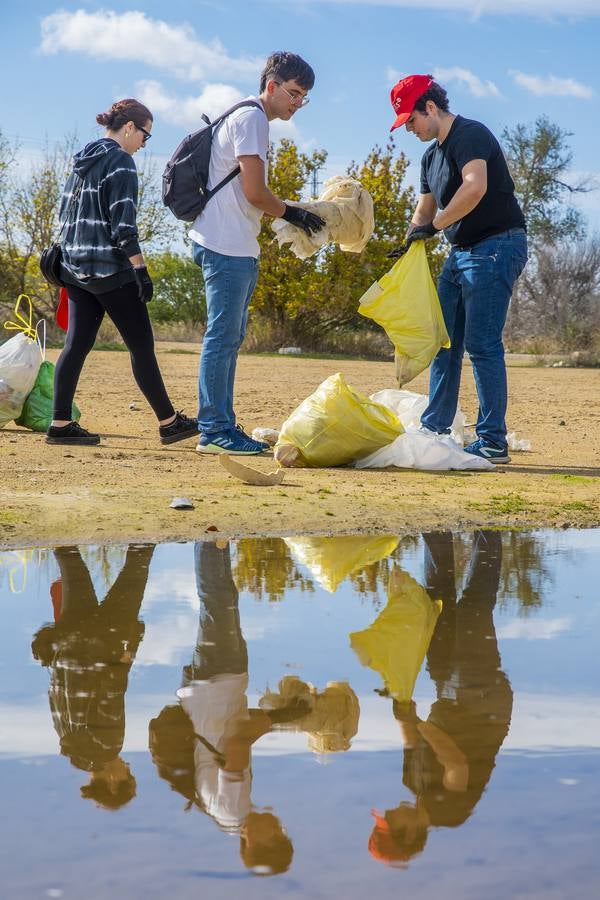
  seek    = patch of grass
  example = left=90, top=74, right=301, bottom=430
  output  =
left=468, top=493, right=531, bottom=515
left=163, top=348, right=199, bottom=355
left=489, top=493, right=530, bottom=514
left=93, top=341, right=128, bottom=351
left=550, top=474, right=593, bottom=484
left=0, top=510, right=20, bottom=525
left=560, top=501, right=594, bottom=511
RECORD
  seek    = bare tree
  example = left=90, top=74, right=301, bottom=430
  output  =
left=507, top=236, right=600, bottom=348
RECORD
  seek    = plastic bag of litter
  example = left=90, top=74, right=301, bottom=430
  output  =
left=15, top=360, right=81, bottom=432
left=0, top=295, right=44, bottom=428
left=271, top=176, right=374, bottom=260
left=370, top=388, right=465, bottom=446
left=358, top=242, right=450, bottom=386
left=355, top=429, right=493, bottom=471
left=353, top=388, right=492, bottom=471
left=274, top=372, right=403, bottom=468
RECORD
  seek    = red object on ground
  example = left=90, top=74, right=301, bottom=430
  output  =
left=50, top=579, right=63, bottom=621
left=56, top=287, right=69, bottom=331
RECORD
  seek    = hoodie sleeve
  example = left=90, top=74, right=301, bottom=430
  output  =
left=101, top=151, right=141, bottom=258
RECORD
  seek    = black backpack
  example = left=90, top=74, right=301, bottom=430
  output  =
left=162, top=100, right=264, bottom=222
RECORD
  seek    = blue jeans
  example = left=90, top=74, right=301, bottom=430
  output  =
left=193, top=243, right=259, bottom=434
left=421, top=228, right=528, bottom=449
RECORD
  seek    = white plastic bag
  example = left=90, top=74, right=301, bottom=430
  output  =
left=355, top=389, right=493, bottom=471
left=370, top=389, right=465, bottom=445
left=0, top=296, right=44, bottom=428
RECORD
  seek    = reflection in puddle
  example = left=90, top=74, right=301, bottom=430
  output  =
left=1, top=531, right=600, bottom=898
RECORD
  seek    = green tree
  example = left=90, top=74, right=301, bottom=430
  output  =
left=502, top=116, right=592, bottom=243
left=146, top=251, right=205, bottom=325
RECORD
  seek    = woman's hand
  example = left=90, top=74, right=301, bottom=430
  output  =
left=133, top=265, right=153, bottom=303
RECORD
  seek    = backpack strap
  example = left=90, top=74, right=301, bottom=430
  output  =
left=205, top=100, right=265, bottom=200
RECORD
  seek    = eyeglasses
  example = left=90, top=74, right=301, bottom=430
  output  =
left=137, top=125, right=152, bottom=143
left=275, top=82, right=310, bottom=107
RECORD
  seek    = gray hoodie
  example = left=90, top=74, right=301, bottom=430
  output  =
left=59, top=138, right=141, bottom=294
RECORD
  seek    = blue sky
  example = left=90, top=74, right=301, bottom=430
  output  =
left=2, top=0, right=599, bottom=230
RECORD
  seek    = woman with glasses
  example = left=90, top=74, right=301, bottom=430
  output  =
left=47, top=98, right=197, bottom=446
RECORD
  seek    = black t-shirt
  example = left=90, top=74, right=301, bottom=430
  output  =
left=420, top=115, right=525, bottom=247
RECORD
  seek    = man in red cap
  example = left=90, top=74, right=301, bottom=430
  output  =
left=389, top=74, right=527, bottom=464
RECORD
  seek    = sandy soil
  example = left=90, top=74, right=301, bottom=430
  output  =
left=1, top=343, right=599, bottom=549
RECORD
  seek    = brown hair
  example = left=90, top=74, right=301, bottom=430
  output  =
left=96, top=98, right=153, bottom=131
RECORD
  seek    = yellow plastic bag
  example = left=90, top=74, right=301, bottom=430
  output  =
left=350, top=568, right=442, bottom=702
left=275, top=372, right=403, bottom=467
left=284, top=534, right=399, bottom=593
left=358, top=243, right=450, bottom=387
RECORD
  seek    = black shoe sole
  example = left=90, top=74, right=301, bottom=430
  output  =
left=160, top=426, right=199, bottom=445
left=45, top=436, right=100, bottom=445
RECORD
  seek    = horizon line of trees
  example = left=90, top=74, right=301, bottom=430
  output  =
left=0, top=116, right=598, bottom=354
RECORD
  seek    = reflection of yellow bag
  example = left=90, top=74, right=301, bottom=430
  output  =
left=349, top=569, right=442, bottom=701
left=275, top=373, right=403, bottom=467
left=357, top=243, right=450, bottom=387
left=284, top=534, right=399, bottom=593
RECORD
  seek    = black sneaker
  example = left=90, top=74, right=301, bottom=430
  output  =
left=46, top=421, right=100, bottom=445
left=159, top=410, right=199, bottom=445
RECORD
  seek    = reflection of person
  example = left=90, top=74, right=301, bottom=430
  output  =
left=388, top=74, right=527, bottom=464
left=31, top=544, right=153, bottom=809
left=191, top=52, right=325, bottom=455
left=47, top=97, right=197, bottom=447
left=369, top=531, right=513, bottom=866
left=150, top=541, right=304, bottom=875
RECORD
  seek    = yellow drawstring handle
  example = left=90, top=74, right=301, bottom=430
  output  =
left=3, top=294, right=37, bottom=341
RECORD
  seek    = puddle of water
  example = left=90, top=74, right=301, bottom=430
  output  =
left=1, top=530, right=599, bottom=899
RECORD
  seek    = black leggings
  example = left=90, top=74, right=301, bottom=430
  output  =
left=53, top=280, right=175, bottom=421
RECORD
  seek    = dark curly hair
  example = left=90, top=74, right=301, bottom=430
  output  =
left=413, top=77, right=450, bottom=113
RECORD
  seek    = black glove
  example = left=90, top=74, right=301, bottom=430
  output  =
left=405, top=221, right=439, bottom=247
left=134, top=265, right=153, bottom=303
left=282, top=204, right=326, bottom=237
left=386, top=222, right=440, bottom=259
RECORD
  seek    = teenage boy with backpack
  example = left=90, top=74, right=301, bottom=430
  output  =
left=388, top=75, right=528, bottom=464
left=190, top=51, right=325, bottom=455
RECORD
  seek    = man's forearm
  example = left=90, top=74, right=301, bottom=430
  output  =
left=433, top=181, right=486, bottom=230
left=246, top=187, right=286, bottom=218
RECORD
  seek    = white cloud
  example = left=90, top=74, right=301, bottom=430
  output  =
left=135, top=79, right=301, bottom=142
left=497, top=617, right=572, bottom=640
left=386, top=66, right=403, bottom=85
left=433, top=66, right=501, bottom=98
left=509, top=70, right=594, bottom=98
left=136, top=79, right=244, bottom=128
left=40, top=10, right=262, bottom=83
left=294, top=0, right=600, bottom=16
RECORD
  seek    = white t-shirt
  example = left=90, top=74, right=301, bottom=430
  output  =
left=177, top=674, right=252, bottom=832
left=189, top=97, right=269, bottom=259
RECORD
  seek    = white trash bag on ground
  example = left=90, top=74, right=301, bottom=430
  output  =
left=271, top=176, right=374, bottom=260
left=0, top=296, right=44, bottom=428
left=355, top=389, right=494, bottom=471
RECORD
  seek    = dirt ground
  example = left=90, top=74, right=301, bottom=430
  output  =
left=1, top=343, right=599, bottom=549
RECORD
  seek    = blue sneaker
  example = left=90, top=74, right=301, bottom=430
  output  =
left=196, top=427, right=268, bottom=455
left=464, top=438, right=510, bottom=464
left=233, top=423, right=269, bottom=450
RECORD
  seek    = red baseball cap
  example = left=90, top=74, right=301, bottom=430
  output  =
left=390, top=74, right=433, bottom=131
